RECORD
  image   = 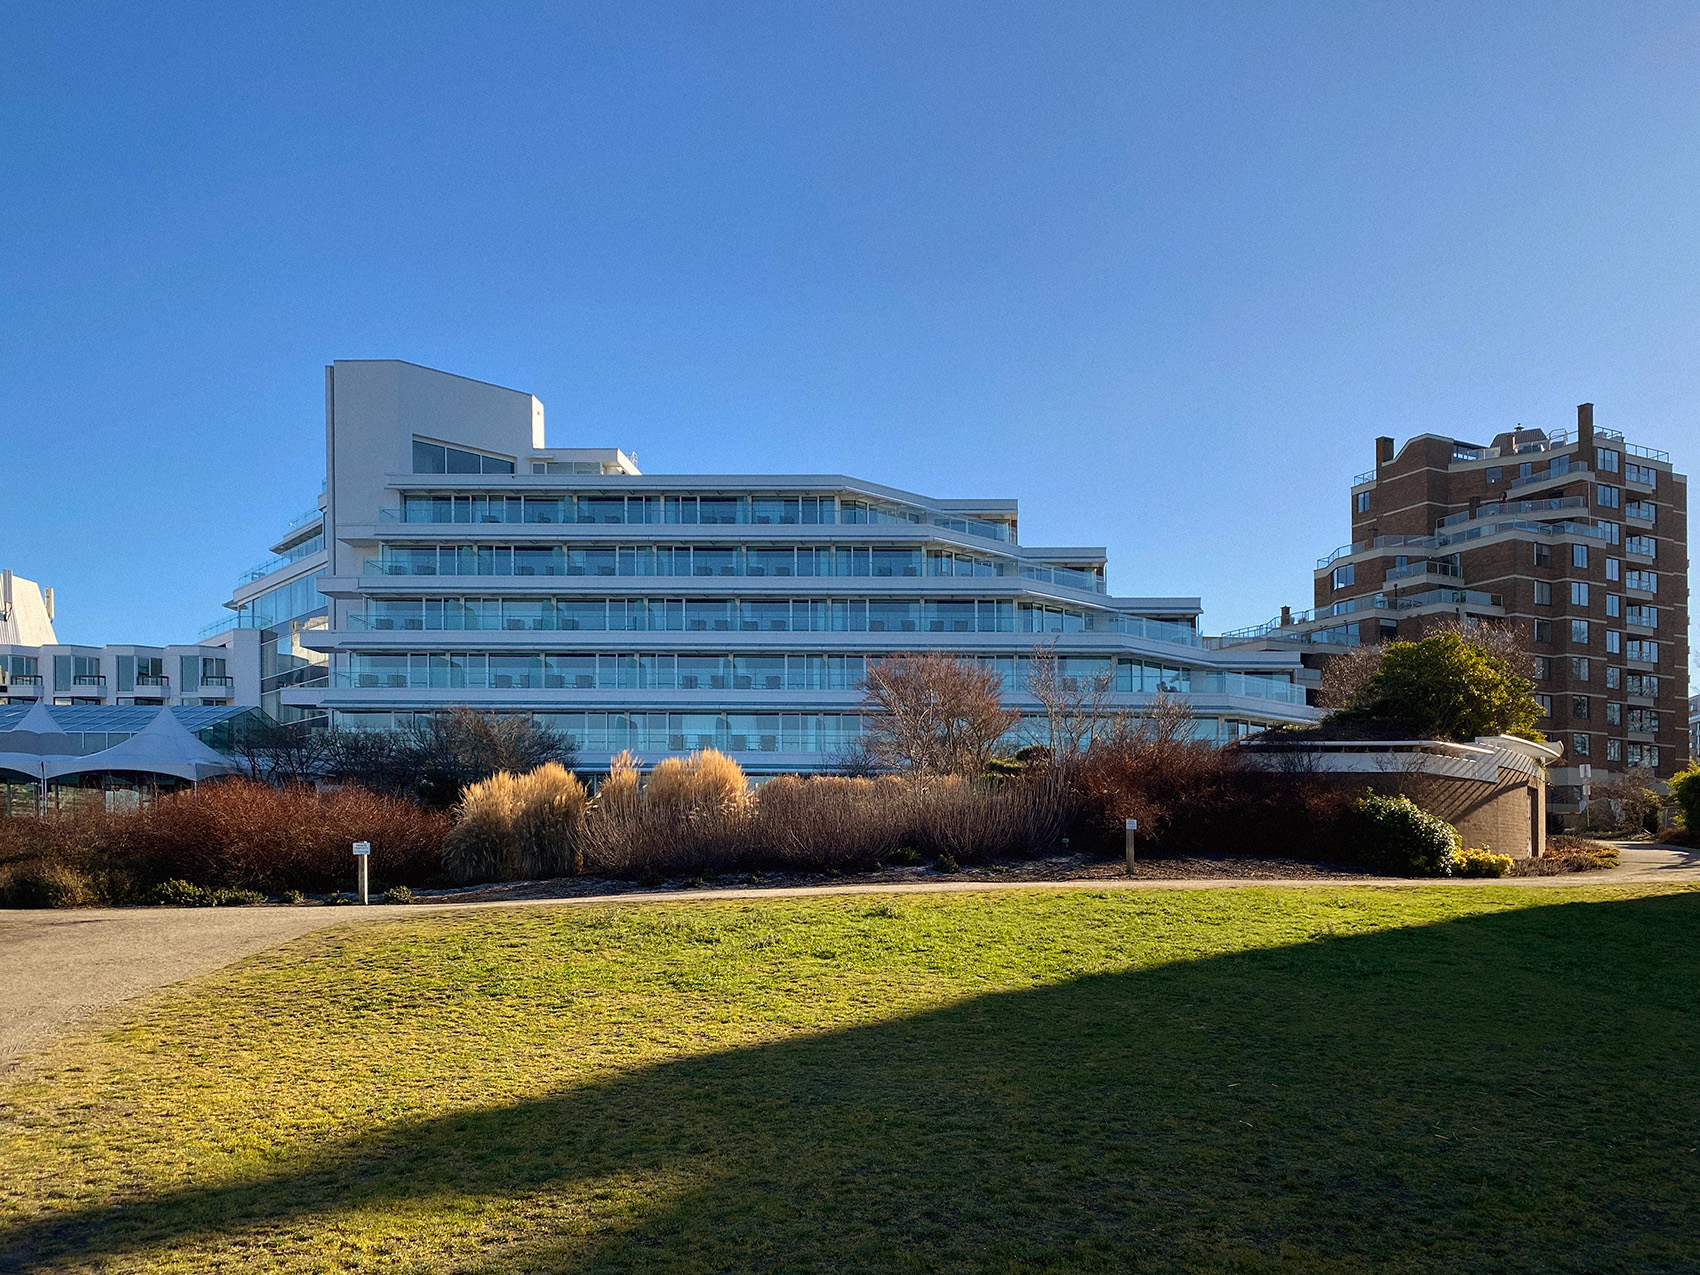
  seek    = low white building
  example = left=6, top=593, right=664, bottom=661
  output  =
left=0, top=570, right=262, bottom=711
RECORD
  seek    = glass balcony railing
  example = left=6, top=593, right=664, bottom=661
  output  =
left=135, top=674, right=170, bottom=687
left=1018, top=564, right=1107, bottom=593
left=377, top=493, right=1017, bottom=542
left=239, top=532, right=327, bottom=585
left=1509, top=462, right=1589, bottom=491
left=1385, top=560, right=1460, bottom=582
left=1436, top=496, right=1588, bottom=528
left=1627, top=442, right=1670, bottom=463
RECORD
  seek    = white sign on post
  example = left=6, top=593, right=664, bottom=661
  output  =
left=353, top=841, right=371, bottom=905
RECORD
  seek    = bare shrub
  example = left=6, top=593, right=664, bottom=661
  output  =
left=859, top=654, right=1018, bottom=777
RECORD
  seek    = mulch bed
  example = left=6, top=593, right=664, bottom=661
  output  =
left=416, top=851, right=1384, bottom=905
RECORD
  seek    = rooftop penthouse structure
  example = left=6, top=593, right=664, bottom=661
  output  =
left=233, top=360, right=1319, bottom=770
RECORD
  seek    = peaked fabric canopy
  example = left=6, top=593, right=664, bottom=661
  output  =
left=0, top=700, right=78, bottom=757
left=0, top=701, right=79, bottom=781
left=47, top=708, right=239, bottom=783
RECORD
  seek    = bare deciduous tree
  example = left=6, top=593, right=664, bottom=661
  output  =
left=1024, top=640, right=1121, bottom=765
left=857, top=654, right=1018, bottom=777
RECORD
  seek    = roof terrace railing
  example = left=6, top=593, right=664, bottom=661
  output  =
left=1626, top=442, right=1671, bottom=463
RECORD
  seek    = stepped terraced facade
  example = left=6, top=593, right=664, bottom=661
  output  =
left=221, top=360, right=1320, bottom=772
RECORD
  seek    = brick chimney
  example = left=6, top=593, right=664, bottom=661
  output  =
left=1280, top=605, right=1292, bottom=627
left=1376, top=436, right=1394, bottom=465
left=1576, top=402, right=1594, bottom=453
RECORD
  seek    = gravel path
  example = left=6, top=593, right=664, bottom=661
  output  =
left=2, top=842, right=1694, bottom=1068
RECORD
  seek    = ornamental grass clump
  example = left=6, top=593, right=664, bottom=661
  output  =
left=442, top=763, right=589, bottom=882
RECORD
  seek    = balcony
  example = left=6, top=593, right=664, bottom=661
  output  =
left=1385, top=561, right=1460, bottom=584
left=136, top=674, right=170, bottom=688
left=199, top=676, right=234, bottom=689
left=1, top=674, right=43, bottom=686
left=1351, top=469, right=1377, bottom=487
left=1397, top=587, right=1501, bottom=611
left=1509, top=462, right=1589, bottom=492
left=1436, top=496, right=1587, bottom=529
left=72, top=674, right=106, bottom=687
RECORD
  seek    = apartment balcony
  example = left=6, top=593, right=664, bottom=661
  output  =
left=1435, top=496, right=1588, bottom=529
left=1509, top=462, right=1589, bottom=492
left=199, top=675, right=235, bottom=689
left=135, top=674, right=170, bottom=688
left=0, top=676, right=43, bottom=698
left=72, top=674, right=106, bottom=687
left=1385, top=561, right=1461, bottom=585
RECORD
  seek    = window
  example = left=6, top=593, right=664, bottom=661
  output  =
left=1626, top=604, right=1657, bottom=629
left=1628, top=708, right=1659, bottom=734
left=1606, top=739, right=1623, bottom=762
left=1605, top=557, right=1620, bottom=581
left=1626, top=499, right=1656, bottom=522
left=1605, top=630, right=1621, bottom=654
left=1627, top=673, right=1658, bottom=697
left=1356, top=491, right=1370, bottom=513
left=1626, top=535, right=1656, bottom=558
left=1571, top=733, right=1590, bottom=757
left=1550, top=454, right=1571, bottom=477
left=1533, top=581, right=1552, bottom=606
left=1570, top=657, right=1589, bottom=681
left=1605, top=593, right=1620, bottom=618
left=1571, top=544, right=1588, bottom=568
left=1597, top=484, right=1620, bottom=509
left=1570, top=619, right=1589, bottom=645
left=411, top=439, right=515, bottom=475
left=1626, top=743, right=1660, bottom=769
left=1572, top=696, right=1591, bottom=719
left=1601, top=522, right=1619, bottom=545
left=1626, top=639, right=1659, bottom=664
left=1331, top=563, right=1355, bottom=590
left=1626, top=462, right=1657, bottom=487
left=1605, top=702, right=1622, bottom=726
left=1485, top=466, right=1502, bottom=482
left=1596, top=447, right=1619, bottom=473
left=1533, top=620, right=1553, bottom=644
left=1533, top=656, right=1552, bottom=680
left=1625, top=569, right=1656, bottom=592
left=1532, top=544, right=1550, bottom=567
left=1604, top=666, right=1620, bottom=689
left=1570, top=581, right=1589, bottom=606
left=1518, top=461, right=1533, bottom=480
left=1533, top=693, right=1552, bottom=717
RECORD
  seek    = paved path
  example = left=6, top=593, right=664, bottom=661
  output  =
left=3, top=843, right=1695, bottom=1068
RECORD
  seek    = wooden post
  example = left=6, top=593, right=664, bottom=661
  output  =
left=1124, top=818, right=1138, bottom=875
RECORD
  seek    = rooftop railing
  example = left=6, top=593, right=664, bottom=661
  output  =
left=238, top=532, right=327, bottom=585
left=197, top=614, right=240, bottom=641
left=1627, top=442, right=1671, bottom=463
left=1352, top=469, right=1377, bottom=486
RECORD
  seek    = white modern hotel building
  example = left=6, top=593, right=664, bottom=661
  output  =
left=219, top=360, right=1319, bottom=771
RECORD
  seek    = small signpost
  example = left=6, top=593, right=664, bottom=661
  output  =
left=353, top=841, right=371, bottom=905
left=1124, top=819, right=1138, bottom=875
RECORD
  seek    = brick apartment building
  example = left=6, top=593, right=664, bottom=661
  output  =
left=1219, top=405, right=1689, bottom=817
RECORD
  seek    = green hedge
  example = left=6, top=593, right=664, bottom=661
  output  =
left=1352, top=793, right=1462, bottom=876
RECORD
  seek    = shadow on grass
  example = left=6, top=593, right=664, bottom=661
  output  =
left=6, top=892, right=1700, bottom=1273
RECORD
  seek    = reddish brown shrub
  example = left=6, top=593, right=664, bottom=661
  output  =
left=1070, top=739, right=1356, bottom=860
left=133, top=780, right=448, bottom=891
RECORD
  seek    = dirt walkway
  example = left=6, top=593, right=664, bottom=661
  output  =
left=2, top=843, right=1694, bottom=1068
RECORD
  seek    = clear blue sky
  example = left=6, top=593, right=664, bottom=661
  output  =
left=2, top=2, right=1695, bottom=679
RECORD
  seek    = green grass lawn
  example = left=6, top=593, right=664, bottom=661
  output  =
left=3, top=886, right=1698, bottom=1273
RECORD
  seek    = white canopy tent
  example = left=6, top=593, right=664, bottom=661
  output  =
left=0, top=700, right=81, bottom=793
left=46, top=707, right=240, bottom=783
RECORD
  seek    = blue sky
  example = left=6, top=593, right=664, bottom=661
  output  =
left=2, top=2, right=1695, bottom=676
